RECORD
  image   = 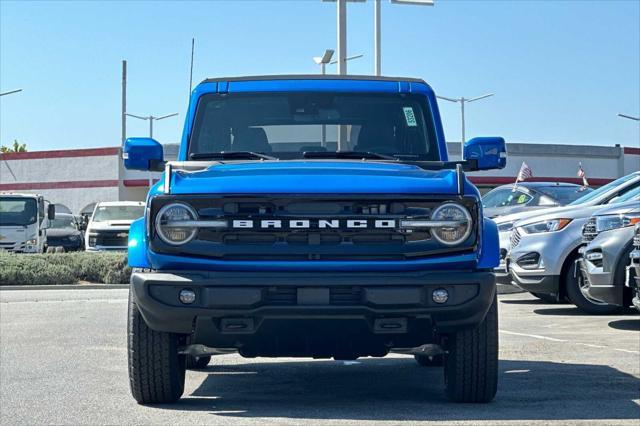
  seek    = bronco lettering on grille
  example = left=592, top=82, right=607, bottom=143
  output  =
left=230, top=219, right=398, bottom=229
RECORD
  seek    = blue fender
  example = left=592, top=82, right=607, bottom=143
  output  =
left=478, top=217, right=500, bottom=269
left=128, top=217, right=151, bottom=268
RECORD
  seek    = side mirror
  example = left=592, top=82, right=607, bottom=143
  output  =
left=123, top=137, right=164, bottom=171
left=463, top=137, right=507, bottom=171
left=47, top=204, right=56, bottom=220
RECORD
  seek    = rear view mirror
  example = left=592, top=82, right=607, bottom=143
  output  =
left=463, top=137, right=507, bottom=171
left=47, top=204, right=56, bottom=220
left=123, top=138, right=164, bottom=171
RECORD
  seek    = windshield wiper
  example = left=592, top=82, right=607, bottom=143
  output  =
left=190, top=151, right=277, bottom=161
left=302, top=151, right=397, bottom=160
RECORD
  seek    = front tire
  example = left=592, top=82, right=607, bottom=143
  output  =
left=565, top=255, right=621, bottom=315
left=444, top=294, right=498, bottom=403
left=127, top=291, right=186, bottom=404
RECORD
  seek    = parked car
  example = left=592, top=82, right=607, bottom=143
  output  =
left=494, top=172, right=640, bottom=288
left=575, top=202, right=639, bottom=313
left=626, top=224, right=640, bottom=312
left=483, top=182, right=591, bottom=219
left=507, top=183, right=640, bottom=309
left=45, top=213, right=85, bottom=252
left=122, top=74, right=507, bottom=404
left=85, top=201, right=145, bottom=251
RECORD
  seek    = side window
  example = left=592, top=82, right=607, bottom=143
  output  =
left=482, top=189, right=510, bottom=208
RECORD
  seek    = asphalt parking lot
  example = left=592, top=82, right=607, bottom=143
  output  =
left=1, top=288, right=638, bottom=426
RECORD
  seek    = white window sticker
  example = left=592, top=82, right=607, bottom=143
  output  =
left=403, top=107, right=417, bottom=127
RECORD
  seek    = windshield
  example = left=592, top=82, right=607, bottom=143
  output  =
left=0, top=197, right=37, bottom=226
left=50, top=217, right=76, bottom=229
left=188, top=92, right=439, bottom=160
left=569, top=174, right=638, bottom=205
left=92, top=205, right=144, bottom=222
left=607, top=185, right=640, bottom=204
left=536, top=185, right=593, bottom=205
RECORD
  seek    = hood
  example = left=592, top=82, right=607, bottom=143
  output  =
left=484, top=205, right=546, bottom=219
left=88, top=220, right=134, bottom=231
left=47, top=228, right=82, bottom=238
left=517, top=203, right=608, bottom=227
left=157, top=161, right=469, bottom=196
left=492, top=203, right=583, bottom=225
left=590, top=200, right=640, bottom=217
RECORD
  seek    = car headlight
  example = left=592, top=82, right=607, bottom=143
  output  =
left=596, top=213, right=640, bottom=233
left=26, top=238, right=37, bottom=245
left=430, top=203, right=473, bottom=246
left=520, top=218, right=572, bottom=234
left=155, top=203, right=198, bottom=245
left=497, top=221, right=514, bottom=233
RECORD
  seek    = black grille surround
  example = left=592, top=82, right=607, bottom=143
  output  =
left=90, top=230, right=129, bottom=247
left=149, top=194, right=479, bottom=261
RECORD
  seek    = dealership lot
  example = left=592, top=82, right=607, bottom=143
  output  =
left=1, top=288, right=638, bottom=425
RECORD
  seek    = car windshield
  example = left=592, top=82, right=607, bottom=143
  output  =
left=536, top=185, right=593, bottom=205
left=607, top=185, right=640, bottom=204
left=0, top=197, right=37, bottom=226
left=50, top=217, right=76, bottom=229
left=569, top=174, right=638, bottom=205
left=188, top=92, right=439, bottom=160
left=92, top=205, right=144, bottom=222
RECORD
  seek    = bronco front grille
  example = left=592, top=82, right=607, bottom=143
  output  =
left=582, top=218, right=598, bottom=243
left=149, top=195, right=479, bottom=261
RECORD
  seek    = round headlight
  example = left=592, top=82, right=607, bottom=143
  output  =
left=155, top=203, right=198, bottom=245
left=430, top=203, right=472, bottom=246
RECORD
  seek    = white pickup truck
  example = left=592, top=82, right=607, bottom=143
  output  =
left=0, top=192, right=55, bottom=253
left=85, top=201, right=145, bottom=251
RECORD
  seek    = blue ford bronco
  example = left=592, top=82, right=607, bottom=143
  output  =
left=123, top=75, right=506, bottom=404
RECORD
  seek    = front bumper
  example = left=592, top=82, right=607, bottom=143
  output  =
left=627, top=249, right=640, bottom=311
left=577, top=248, right=622, bottom=306
left=131, top=269, right=496, bottom=354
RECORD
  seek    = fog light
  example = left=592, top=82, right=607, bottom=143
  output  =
left=432, top=288, right=449, bottom=304
left=178, top=289, right=196, bottom=304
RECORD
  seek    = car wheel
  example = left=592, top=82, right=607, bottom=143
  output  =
left=127, top=290, right=186, bottom=404
left=414, top=353, right=444, bottom=367
left=443, top=294, right=498, bottom=403
left=565, top=255, right=621, bottom=315
left=186, top=355, right=211, bottom=370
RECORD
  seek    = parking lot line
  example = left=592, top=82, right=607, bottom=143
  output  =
left=500, top=329, right=640, bottom=354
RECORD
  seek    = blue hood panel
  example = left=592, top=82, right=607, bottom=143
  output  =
left=161, top=161, right=460, bottom=195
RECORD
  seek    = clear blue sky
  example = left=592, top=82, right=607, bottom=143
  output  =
left=1, top=0, right=639, bottom=152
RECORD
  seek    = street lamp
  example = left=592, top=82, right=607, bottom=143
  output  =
left=617, top=113, right=640, bottom=122
left=0, top=89, right=23, bottom=97
left=375, top=0, right=434, bottom=76
left=437, top=93, right=494, bottom=155
left=125, top=113, right=178, bottom=139
left=313, top=49, right=335, bottom=75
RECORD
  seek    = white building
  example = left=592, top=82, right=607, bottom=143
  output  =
left=1, top=143, right=638, bottom=214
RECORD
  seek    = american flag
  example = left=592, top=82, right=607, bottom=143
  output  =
left=517, top=161, right=533, bottom=182
left=578, top=163, right=589, bottom=189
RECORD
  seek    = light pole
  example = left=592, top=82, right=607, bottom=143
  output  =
left=618, top=113, right=640, bottom=122
left=0, top=89, right=23, bottom=97
left=125, top=113, right=178, bottom=139
left=313, top=49, right=335, bottom=75
left=375, top=0, right=434, bottom=76
left=437, top=93, right=494, bottom=155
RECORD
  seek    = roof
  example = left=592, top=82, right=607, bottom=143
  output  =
left=201, top=74, right=427, bottom=84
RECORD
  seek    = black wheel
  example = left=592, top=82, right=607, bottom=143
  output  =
left=414, top=354, right=444, bottom=367
left=186, top=355, right=211, bottom=370
left=444, top=294, right=498, bottom=403
left=127, top=291, right=186, bottom=404
left=565, top=255, right=621, bottom=315
left=531, top=292, right=558, bottom=303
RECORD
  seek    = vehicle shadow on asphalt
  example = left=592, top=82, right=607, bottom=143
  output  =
left=155, top=358, right=640, bottom=421
left=533, top=306, right=639, bottom=317
left=608, top=319, right=640, bottom=331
